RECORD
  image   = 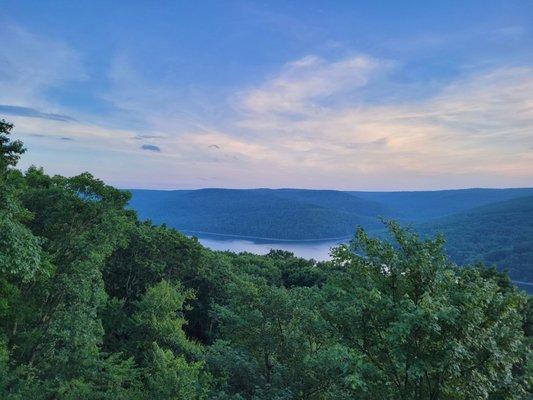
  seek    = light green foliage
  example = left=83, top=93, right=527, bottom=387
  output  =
left=16, top=169, right=133, bottom=387
left=133, top=280, right=199, bottom=357
left=0, top=212, right=42, bottom=280
left=324, top=223, right=528, bottom=399
left=145, top=342, right=210, bottom=400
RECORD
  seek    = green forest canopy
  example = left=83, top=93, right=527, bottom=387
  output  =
left=0, top=120, right=531, bottom=399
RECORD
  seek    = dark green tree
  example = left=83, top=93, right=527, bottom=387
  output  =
left=208, top=275, right=359, bottom=399
left=0, top=120, right=25, bottom=172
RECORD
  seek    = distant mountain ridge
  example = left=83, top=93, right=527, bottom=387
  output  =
left=128, top=188, right=387, bottom=240
left=129, top=188, right=533, bottom=238
left=349, top=187, right=533, bottom=220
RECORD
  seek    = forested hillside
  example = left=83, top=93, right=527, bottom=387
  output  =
left=129, top=188, right=533, bottom=240
left=130, top=188, right=533, bottom=240
left=129, top=188, right=385, bottom=239
left=1, top=120, right=532, bottom=399
left=416, top=196, right=533, bottom=283
left=350, top=188, right=533, bottom=220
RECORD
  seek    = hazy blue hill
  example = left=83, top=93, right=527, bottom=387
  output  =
left=416, top=196, right=533, bottom=282
left=129, top=188, right=384, bottom=240
left=350, top=188, right=533, bottom=220
left=271, top=189, right=388, bottom=216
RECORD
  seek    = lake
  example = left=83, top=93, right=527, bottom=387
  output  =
left=195, top=234, right=347, bottom=261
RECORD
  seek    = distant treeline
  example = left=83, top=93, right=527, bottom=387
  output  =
left=1, top=120, right=531, bottom=399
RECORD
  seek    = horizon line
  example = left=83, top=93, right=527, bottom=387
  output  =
left=122, top=186, right=533, bottom=193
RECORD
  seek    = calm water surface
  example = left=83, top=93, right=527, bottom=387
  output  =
left=196, top=235, right=346, bottom=261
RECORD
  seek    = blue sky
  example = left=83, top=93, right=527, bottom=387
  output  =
left=1, top=0, right=532, bottom=190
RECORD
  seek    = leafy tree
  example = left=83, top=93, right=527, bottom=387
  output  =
left=132, top=280, right=199, bottom=358
left=145, top=342, right=210, bottom=400
left=0, top=120, right=25, bottom=172
left=323, top=223, right=529, bottom=399
left=208, top=276, right=359, bottom=399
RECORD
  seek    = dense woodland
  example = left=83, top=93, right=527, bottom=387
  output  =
left=417, top=197, right=533, bottom=284
left=1, top=119, right=532, bottom=399
left=128, top=188, right=385, bottom=240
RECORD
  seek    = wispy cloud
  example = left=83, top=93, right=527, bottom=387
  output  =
left=0, top=21, right=85, bottom=106
left=102, top=53, right=222, bottom=135
left=134, top=134, right=167, bottom=140
left=228, top=56, right=533, bottom=188
left=141, top=144, right=161, bottom=152
left=0, top=105, right=76, bottom=122
left=28, top=133, right=75, bottom=141
left=239, top=55, right=387, bottom=114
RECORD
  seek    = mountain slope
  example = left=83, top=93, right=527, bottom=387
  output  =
left=416, top=196, right=533, bottom=282
left=128, top=188, right=384, bottom=240
left=271, top=189, right=387, bottom=216
left=349, top=188, right=533, bottom=221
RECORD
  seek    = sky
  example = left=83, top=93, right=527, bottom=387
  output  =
left=0, top=0, right=532, bottom=190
